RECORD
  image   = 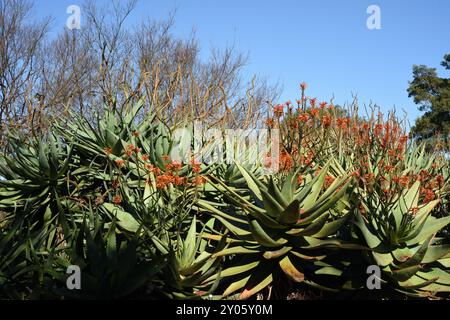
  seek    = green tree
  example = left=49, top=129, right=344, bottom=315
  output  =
left=408, top=54, right=450, bottom=140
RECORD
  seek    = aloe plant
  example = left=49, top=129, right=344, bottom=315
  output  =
left=195, top=162, right=358, bottom=299
left=52, top=219, right=165, bottom=299
left=354, top=181, right=450, bottom=298
left=151, top=217, right=225, bottom=299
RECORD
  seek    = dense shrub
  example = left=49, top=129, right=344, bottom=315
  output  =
left=1, top=86, right=450, bottom=300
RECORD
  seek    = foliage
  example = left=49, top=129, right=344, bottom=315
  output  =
left=408, top=54, right=450, bottom=140
left=1, top=85, right=450, bottom=300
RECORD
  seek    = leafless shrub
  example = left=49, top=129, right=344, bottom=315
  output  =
left=0, top=0, right=279, bottom=148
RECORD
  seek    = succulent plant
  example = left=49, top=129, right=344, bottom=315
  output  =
left=354, top=181, right=450, bottom=298
left=151, top=216, right=225, bottom=299
left=195, top=162, right=359, bottom=299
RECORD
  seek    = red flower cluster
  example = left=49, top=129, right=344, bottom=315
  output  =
left=274, top=104, right=284, bottom=118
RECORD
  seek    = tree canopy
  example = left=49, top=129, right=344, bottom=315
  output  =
left=408, top=54, right=450, bottom=140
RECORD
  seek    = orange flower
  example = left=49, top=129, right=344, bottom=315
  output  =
left=173, top=175, right=185, bottom=186
left=309, top=108, right=319, bottom=118
left=193, top=176, right=207, bottom=186
left=364, top=173, right=375, bottom=182
left=297, top=175, right=303, bottom=185
left=265, top=117, right=275, bottom=128
left=388, top=149, right=396, bottom=158
left=336, top=118, right=347, bottom=130
left=298, top=113, right=309, bottom=123
left=300, top=82, right=307, bottom=90
left=279, top=151, right=293, bottom=171
left=156, top=174, right=173, bottom=189
left=361, top=123, right=370, bottom=134
left=322, top=115, right=332, bottom=128
left=423, top=189, right=435, bottom=203
left=113, top=195, right=122, bottom=205
left=427, top=180, right=437, bottom=189
left=166, top=160, right=183, bottom=171
left=399, top=135, right=408, bottom=145
left=351, top=170, right=360, bottom=178
left=274, top=104, right=284, bottom=118
left=420, top=170, right=430, bottom=179
left=288, top=118, right=299, bottom=129
left=374, top=124, right=383, bottom=136
left=115, top=159, right=125, bottom=168
left=152, top=167, right=161, bottom=175
left=142, top=154, right=149, bottom=161
left=399, top=175, right=410, bottom=188
left=319, top=101, right=327, bottom=109
left=103, top=147, right=112, bottom=155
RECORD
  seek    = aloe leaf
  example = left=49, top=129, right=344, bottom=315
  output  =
left=263, top=246, right=292, bottom=259
left=422, top=245, right=450, bottom=264
left=248, top=219, right=286, bottom=248
left=408, top=216, right=450, bottom=244
left=102, top=203, right=140, bottom=233
left=279, top=255, right=305, bottom=282
left=222, top=275, right=251, bottom=298
left=234, top=163, right=263, bottom=201
left=314, top=214, right=349, bottom=237
left=396, top=235, right=433, bottom=269
left=213, top=246, right=260, bottom=258
left=277, top=199, right=300, bottom=225
left=239, top=266, right=274, bottom=300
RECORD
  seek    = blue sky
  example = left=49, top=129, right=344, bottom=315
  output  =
left=34, top=0, right=450, bottom=127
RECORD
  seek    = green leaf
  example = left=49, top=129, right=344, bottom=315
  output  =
left=279, top=256, right=305, bottom=282
left=278, top=200, right=300, bottom=225
left=248, top=219, right=286, bottom=248
left=235, top=163, right=263, bottom=201
left=239, top=268, right=273, bottom=300
left=409, top=216, right=450, bottom=244
left=102, top=203, right=140, bottom=233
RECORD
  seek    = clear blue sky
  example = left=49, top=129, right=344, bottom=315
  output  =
left=34, top=0, right=450, bottom=127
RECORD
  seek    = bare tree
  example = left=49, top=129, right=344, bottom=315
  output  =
left=1, top=0, right=279, bottom=145
left=0, top=0, right=49, bottom=132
